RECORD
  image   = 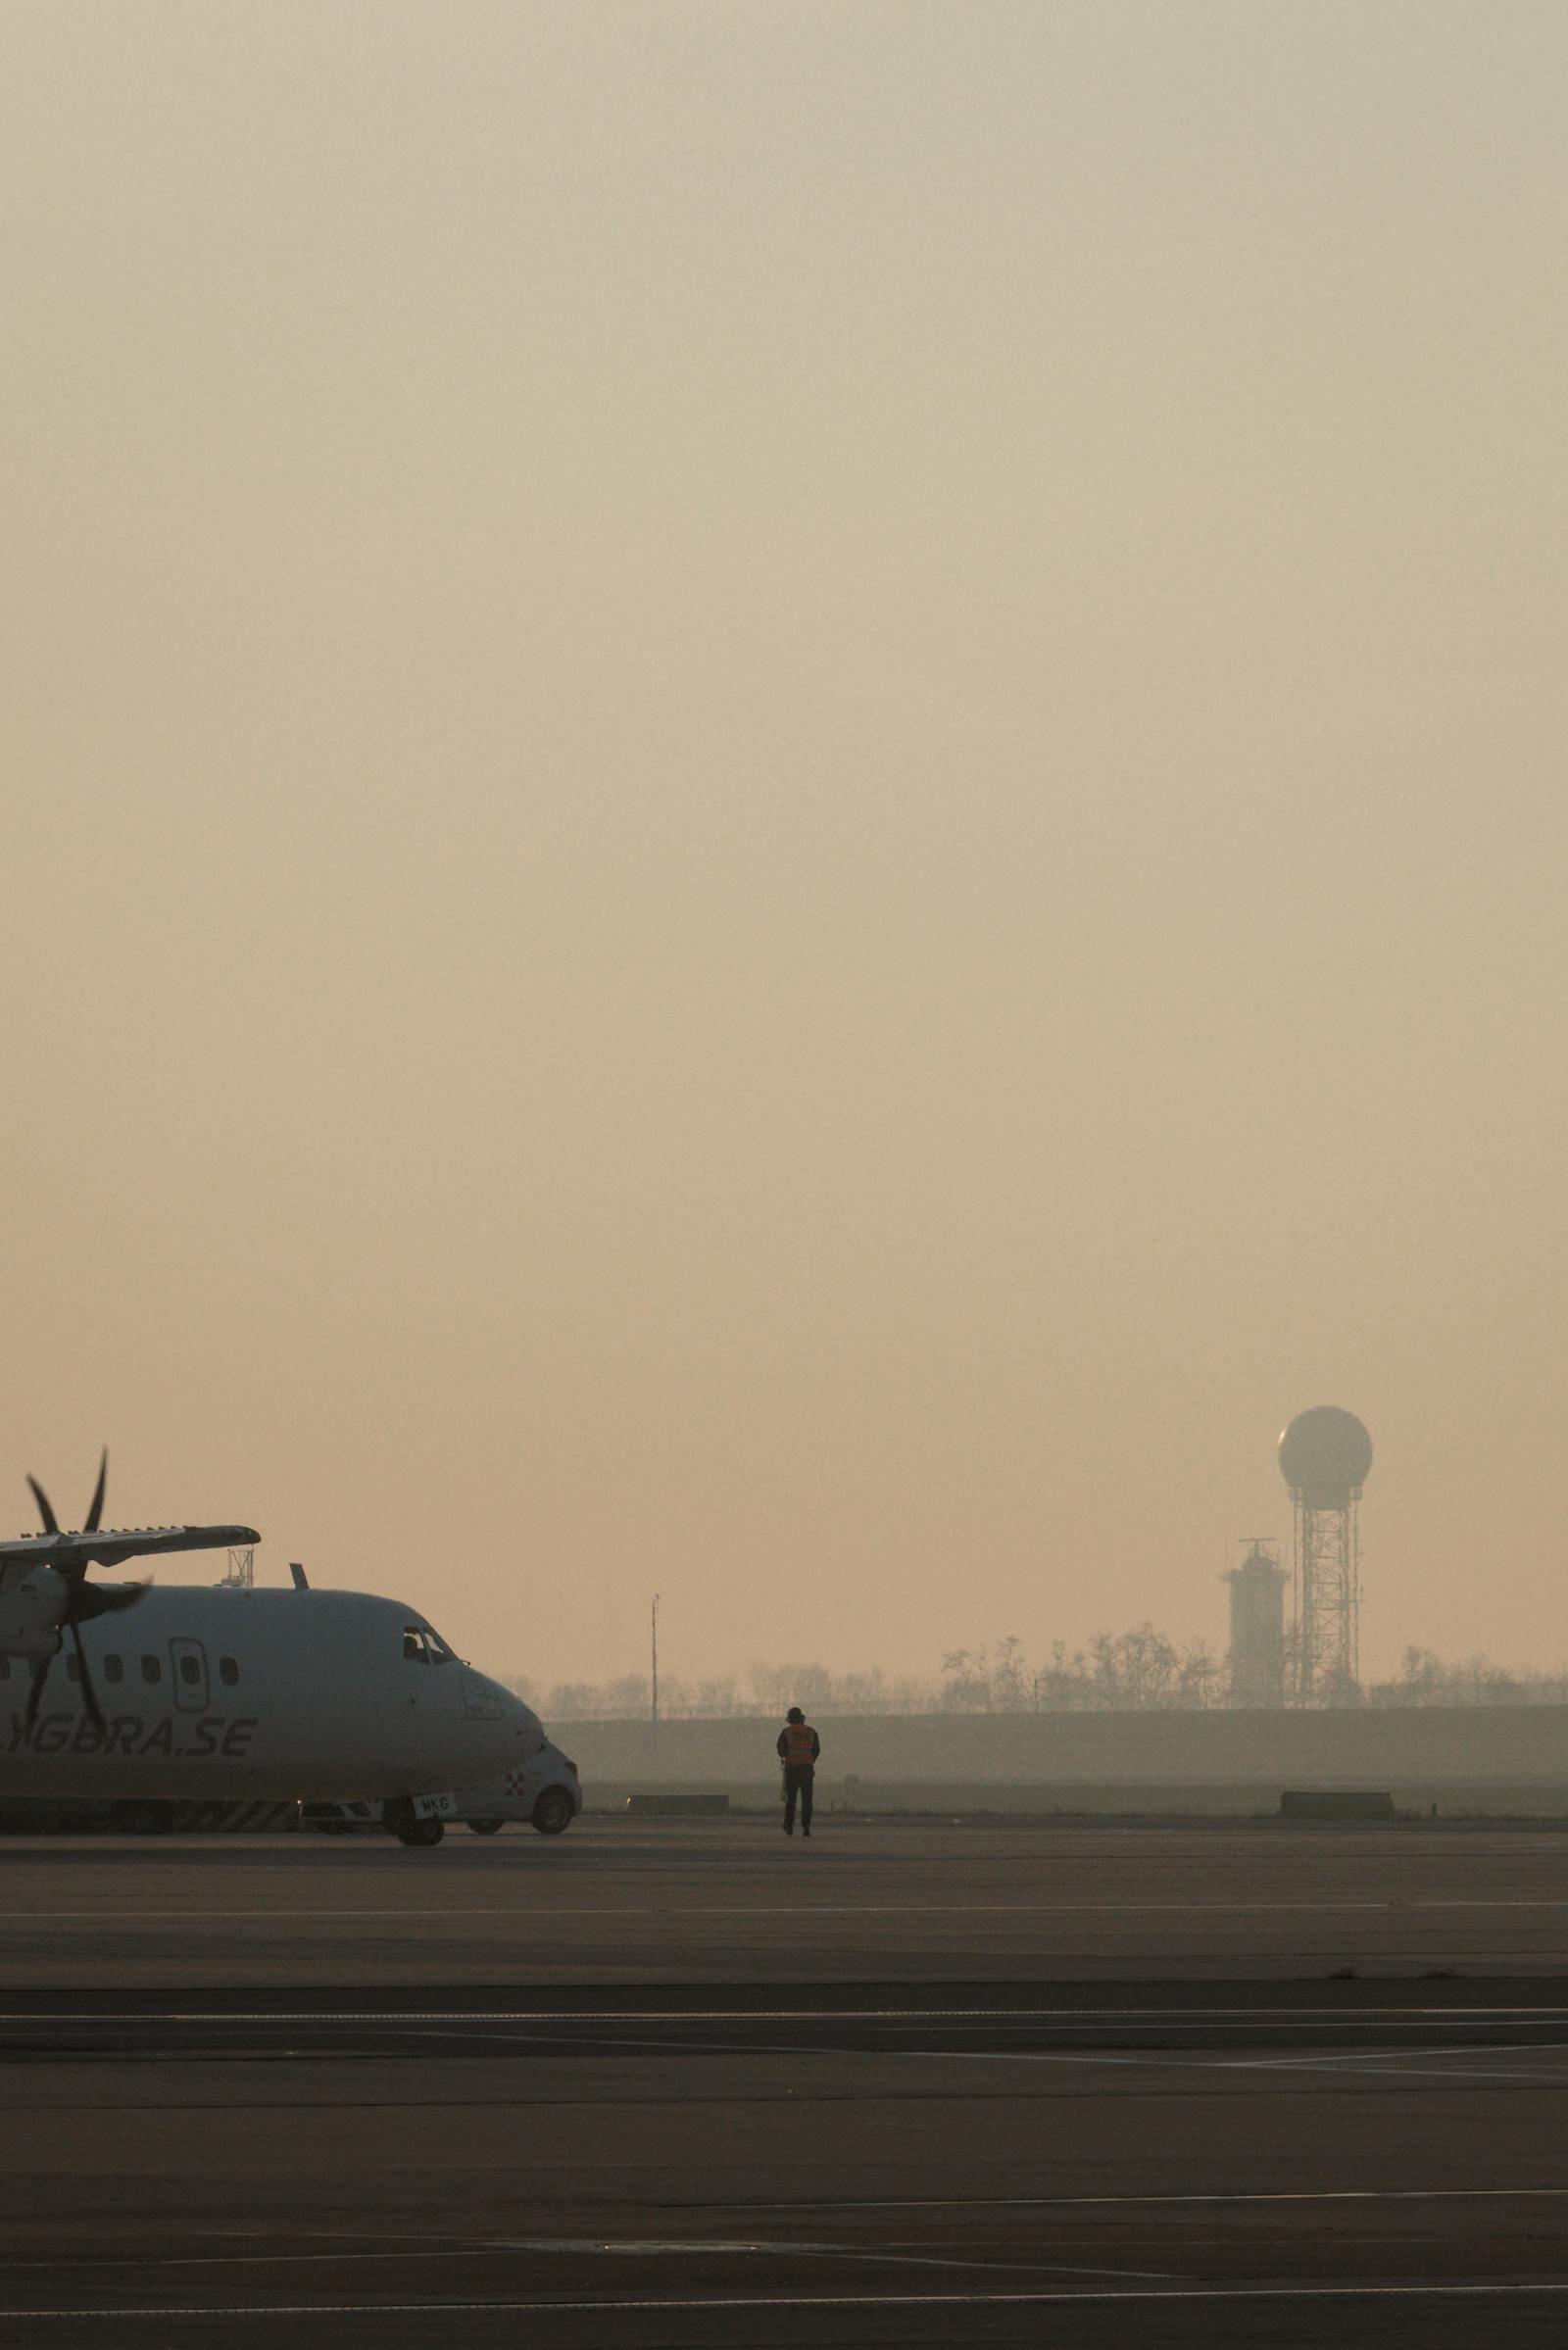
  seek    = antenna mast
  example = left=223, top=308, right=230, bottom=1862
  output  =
left=651, top=1591, right=661, bottom=1742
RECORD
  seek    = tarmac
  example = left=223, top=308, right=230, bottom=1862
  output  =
left=7, top=1817, right=1568, bottom=2344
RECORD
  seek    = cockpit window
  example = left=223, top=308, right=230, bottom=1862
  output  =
left=403, top=1625, right=456, bottom=1664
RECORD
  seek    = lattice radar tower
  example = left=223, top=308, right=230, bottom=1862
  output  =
left=1278, top=1406, right=1373, bottom=1706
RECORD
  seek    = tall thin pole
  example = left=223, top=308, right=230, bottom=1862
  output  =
left=650, top=1592, right=661, bottom=1744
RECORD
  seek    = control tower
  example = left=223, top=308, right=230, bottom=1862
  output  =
left=1225, top=1539, right=1287, bottom=1708
left=1278, top=1406, right=1373, bottom=1706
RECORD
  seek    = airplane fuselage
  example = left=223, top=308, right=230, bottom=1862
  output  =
left=0, top=1586, right=539, bottom=1801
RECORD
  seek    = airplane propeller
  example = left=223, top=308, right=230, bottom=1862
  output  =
left=23, top=1450, right=148, bottom=1734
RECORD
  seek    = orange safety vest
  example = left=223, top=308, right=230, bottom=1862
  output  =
left=782, top=1723, right=816, bottom=1769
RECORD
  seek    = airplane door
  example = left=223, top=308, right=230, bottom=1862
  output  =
left=169, top=1639, right=210, bottom=1714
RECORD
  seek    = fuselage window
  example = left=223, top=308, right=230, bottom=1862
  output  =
left=141, top=1655, right=162, bottom=1685
left=219, top=1656, right=239, bottom=1688
left=0, top=1657, right=9, bottom=1681
left=178, top=1653, right=201, bottom=1687
left=104, top=1655, right=123, bottom=1685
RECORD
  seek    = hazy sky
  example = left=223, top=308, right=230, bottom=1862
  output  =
left=3, top=2, right=1564, bottom=1692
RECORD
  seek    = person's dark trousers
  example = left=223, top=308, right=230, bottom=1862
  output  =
left=783, top=1766, right=814, bottom=1833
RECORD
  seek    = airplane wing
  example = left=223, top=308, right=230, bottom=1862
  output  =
left=0, top=1525, right=261, bottom=1575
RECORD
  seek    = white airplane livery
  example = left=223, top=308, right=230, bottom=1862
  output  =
left=0, top=1456, right=542, bottom=1845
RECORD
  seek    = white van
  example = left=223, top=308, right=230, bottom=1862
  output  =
left=302, top=1740, right=582, bottom=1837
left=458, top=1738, right=581, bottom=1836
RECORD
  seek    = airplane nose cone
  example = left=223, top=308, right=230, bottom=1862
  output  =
left=502, top=1684, right=545, bottom=1748
left=461, top=1673, right=541, bottom=1764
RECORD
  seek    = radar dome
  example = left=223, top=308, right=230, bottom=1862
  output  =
left=1278, top=1407, right=1373, bottom=1505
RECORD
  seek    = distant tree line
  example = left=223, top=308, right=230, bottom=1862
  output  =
left=507, top=1627, right=1227, bottom=1720
left=941, top=1630, right=1227, bottom=1712
left=508, top=1632, right=1568, bottom=1720
left=1365, top=1647, right=1568, bottom=1708
left=505, top=1663, right=939, bottom=1723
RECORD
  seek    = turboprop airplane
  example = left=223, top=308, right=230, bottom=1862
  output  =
left=0, top=1455, right=542, bottom=1845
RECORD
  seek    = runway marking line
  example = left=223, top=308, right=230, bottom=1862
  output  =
left=33, top=2015, right=1568, bottom=2088
left=14, top=2282, right=1568, bottom=2317
left=378, top=2026, right=1568, bottom=2082
left=475, top=2236, right=1179, bottom=2280
left=707, top=2185, right=1568, bottom=2211
left=15, top=1898, right=1568, bottom=1918
left=878, top=2035, right=1568, bottom=2081
left=265, top=2014, right=1568, bottom=2082
left=6, top=2004, right=1568, bottom=2024
left=3, top=2242, right=1179, bottom=2283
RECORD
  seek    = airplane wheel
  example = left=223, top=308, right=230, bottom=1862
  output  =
left=396, top=1818, right=445, bottom=1847
left=466, top=1818, right=505, bottom=1836
left=531, top=1787, right=574, bottom=1836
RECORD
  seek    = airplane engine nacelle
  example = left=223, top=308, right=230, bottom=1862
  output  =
left=0, top=1563, right=67, bottom=1660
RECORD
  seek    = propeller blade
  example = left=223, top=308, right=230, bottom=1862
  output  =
left=83, top=1448, right=108, bottom=1536
left=65, top=1602, right=104, bottom=1728
left=25, top=1476, right=58, bottom=1536
left=74, top=1578, right=150, bottom=1621
left=24, top=1656, right=51, bottom=1733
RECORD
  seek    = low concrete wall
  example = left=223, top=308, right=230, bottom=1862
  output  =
left=560, top=1705, right=1568, bottom=1798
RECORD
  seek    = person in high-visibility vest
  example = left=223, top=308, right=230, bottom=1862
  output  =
left=776, top=1706, right=821, bottom=1836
